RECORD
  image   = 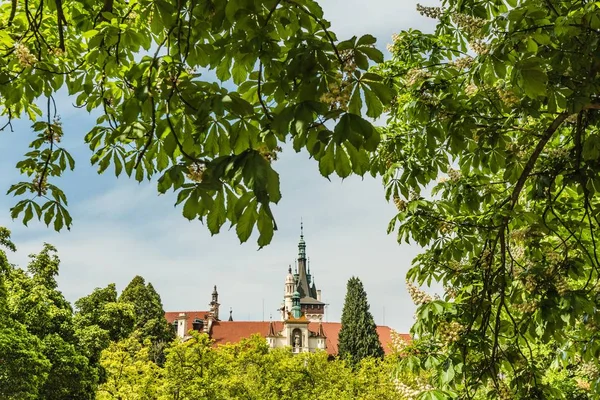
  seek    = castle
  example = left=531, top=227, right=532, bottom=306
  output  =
left=165, top=225, right=403, bottom=354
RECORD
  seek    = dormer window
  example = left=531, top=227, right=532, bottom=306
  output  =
left=192, top=318, right=203, bottom=331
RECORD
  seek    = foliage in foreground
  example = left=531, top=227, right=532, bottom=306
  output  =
left=1, top=0, right=391, bottom=247
left=374, top=0, right=600, bottom=397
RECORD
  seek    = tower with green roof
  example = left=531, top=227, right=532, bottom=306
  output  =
left=280, top=222, right=325, bottom=322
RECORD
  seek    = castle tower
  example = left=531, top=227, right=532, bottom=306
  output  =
left=209, top=285, right=220, bottom=321
left=282, top=265, right=295, bottom=320
left=281, top=222, right=325, bottom=323
left=296, top=222, right=310, bottom=298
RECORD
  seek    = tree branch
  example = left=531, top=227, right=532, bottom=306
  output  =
left=509, top=113, right=569, bottom=208
left=55, top=0, right=67, bottom=51
left=8, top=0, right=17, bottom=26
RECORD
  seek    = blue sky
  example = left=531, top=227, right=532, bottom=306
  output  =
left=0, top=0, right=438, bottom=332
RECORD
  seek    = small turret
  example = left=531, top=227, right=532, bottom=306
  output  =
left=283, top=265, right=295, bottom=320
left=209, top=285, right=220, bottom=321
left=291, top=290, right=302, bottom=319
left=285, top=265, right=294, bottom=284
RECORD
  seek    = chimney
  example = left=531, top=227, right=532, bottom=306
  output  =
left=177, top=312, right=188, bottom=338
left=317, top=290, right=321, bottom=301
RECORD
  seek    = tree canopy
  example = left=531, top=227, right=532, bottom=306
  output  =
left=1, top=0, right=391, bottom=247
left=2, top=243, right=98, bottom=399
left=98, top=332, right=399, bottom=400
left=0, top=230, right=51, bottom=399
left=119, top=275, right=173, bottom=345
left=377, top=0, right=600, bottom=397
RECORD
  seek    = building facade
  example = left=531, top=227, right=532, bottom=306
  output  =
left=165, top=225, right=406, bottom=354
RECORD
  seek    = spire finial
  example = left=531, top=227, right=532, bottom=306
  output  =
left=301, top=217, right=304, bottom=238
left=288, top=264, right=292, bottom=274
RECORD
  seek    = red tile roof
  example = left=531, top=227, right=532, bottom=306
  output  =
left=164, top=311, right=210, bottom=324
left=316, top=322, right=410, bottom=355
left=208, top=320, right=410, bottom=355
left=210, top=321, right=283, bottom=346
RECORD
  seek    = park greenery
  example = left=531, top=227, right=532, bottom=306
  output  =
left=0, top=230, right=403, bottom=399
left=2, top=0, right=600, bottom=398
left=0, top=236, right=595, bottom=399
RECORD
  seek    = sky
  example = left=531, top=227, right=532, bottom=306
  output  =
left=0, top=0, right=438, bottom=333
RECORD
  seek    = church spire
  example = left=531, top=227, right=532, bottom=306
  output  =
left=298, top=220, right=306, bottom=260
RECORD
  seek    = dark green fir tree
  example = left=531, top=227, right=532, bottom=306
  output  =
left=337, top=276, right=384, bottom=364
left=119, top=276, right=174, bottom=345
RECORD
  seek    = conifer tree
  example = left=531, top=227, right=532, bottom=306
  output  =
left=119, top=276, right=174, bottom=344
left=337, top=277, right=384, bottom=364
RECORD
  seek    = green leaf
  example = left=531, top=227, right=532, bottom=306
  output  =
left=348, top=84, right=362, bottom=115
left=207, top=190, right=226, bottom=235
left=257, top=206, right=274, bottom=247
left=23, top=203, right=33, bottom=226
left=354, top=51, right=369, bottom=70
left=114, top=152, right=123, bottom=177
left=363, top=86, right=383, bottom=118
left=363, top=80, right=393, bottom=105
left=319, top=142, right=335, bottom=177
left=236, top=201, right=257, bottom=243
left=440, top=359, right=455, bottom=384
left=266, top=168, right=282, bottom=203
left=182, top=191, right=198, bottom=220
left=53, top=210, right=64, bottom=231
left=358, top=46, right=383, bottom=63
left=225, top=0, right=242, bottom=23
left=231, top=62, right=248, bottom=85
left=520, top=68, right=547, bottom=98
left=335, top=146, right=352, bottom=178
left=357, top=34, right=377, bottom=46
